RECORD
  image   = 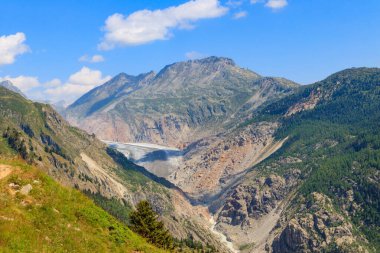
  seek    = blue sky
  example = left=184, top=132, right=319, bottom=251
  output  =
left=0, top=0, right=379, bottom=104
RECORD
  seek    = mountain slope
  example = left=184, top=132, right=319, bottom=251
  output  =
left=0, top=159, right=166, bottom=253
left=0, top=86, right=231, bottom=252
left=66, top=57, right=299, bottom=147
left=212, top=68, right=380, bottom=252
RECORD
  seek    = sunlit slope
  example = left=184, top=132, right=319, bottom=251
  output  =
left=0, top=159, right=166, bottom=253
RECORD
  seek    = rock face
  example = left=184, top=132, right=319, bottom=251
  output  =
left=217, top=174, right=286, bottom=226
left=272, top=193, right=362, bottom=253
left=169, top=122, right=284, bottom=200
left=65, top=57, right=298, bottom=147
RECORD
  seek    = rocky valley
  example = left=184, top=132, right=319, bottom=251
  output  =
left=2, top=2, right=379, bottom=252
left=65, top=58, right=380, bottom=252
left=1, top=58, right=379, bottom=253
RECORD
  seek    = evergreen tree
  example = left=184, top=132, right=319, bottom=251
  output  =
left=129, top=200, right=174, bottom=250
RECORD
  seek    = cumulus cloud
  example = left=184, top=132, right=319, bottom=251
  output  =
left=234, top=11, right=248, bottom=19
left=226, top=0, right=243, bottom=7
left=0, top=75, right=39, bottom=92
left=185, top=51, right=205, bottom=60
left=265, top=0, right=287, bottom=9
left=79, top=54, right=105, bottom=63
left=44, top=67, right=111, bottom=103
left=2, top=67, right=111, bottom=105
left=251, top=0, right=288, bottom=9
left=98, top=0, right=228, bottom=50
left=0, top=32, right=29, bottom=65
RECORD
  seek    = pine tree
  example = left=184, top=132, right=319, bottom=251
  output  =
left=129, top=200, right=174, bottom=250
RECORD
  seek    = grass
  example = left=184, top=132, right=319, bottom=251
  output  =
left=0, top=159, right=167, bottom=253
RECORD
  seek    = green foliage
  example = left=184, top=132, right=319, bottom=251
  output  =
left=0, top=160, right=167, bottom=253
left=85, top=191, right=132, bottom=225
left=174, top=236, right=217, bottom=252
left=3, top=127, right=36, bottom=163
left=129, top=200, right=174, bottom=250
left=248, top=68, right=380, bottom=250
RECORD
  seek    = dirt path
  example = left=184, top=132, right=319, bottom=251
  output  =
left=0, top=164, right=12, bottom=180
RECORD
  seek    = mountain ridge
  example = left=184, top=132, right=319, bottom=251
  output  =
left=65, top=56, right=299, bottom=147
left=0, top=80, right=26, bottom=98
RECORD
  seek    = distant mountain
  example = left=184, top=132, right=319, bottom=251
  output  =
left=66, top=57, right=299, bottom=146
left=0, top=80, right=26, bottom=97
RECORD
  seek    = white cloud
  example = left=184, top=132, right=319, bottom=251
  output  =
left=0, top=32, right=29, bottom=65
left=234, top=11, right=248, bottom=19
left=98, top=0, right=228, bottom=50
left=79, top=54, right=105, bottom=63
left=265, top=0, right=287, bottom=9
left=0, top=75, right=39, bottom=92
left=44, top=67, right=111, bottom=103
left=2, top=67, right=111, bottom=105
left=251, top=0, right=288, bottom=9
left=226, top=0, right=243, bottom=7
left=185, top=51, right=205, bottom=60
left=44, top=78, right=62, bottom=88
left=68, top=67, right=110, bottom=86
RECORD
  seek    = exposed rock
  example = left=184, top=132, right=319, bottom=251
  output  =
left=20, top=184, right=33, bottom=195
left=272, top=192, right=363, bottom=253
left=169, top=122, right=285, bottom=200
left=217, top=174, right=287, bottom=227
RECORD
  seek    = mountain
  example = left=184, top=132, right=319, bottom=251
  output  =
left=0, top=80, right=25, bottom=97
left=0, top=86, right=231, bottom=252
left=66, top=58, right=379, bottom=252
left=95, top=66, right=379, bottom=252
left=3, top=62, right=379, bottom=253
left=66, top=57, right=299, bottom=147
left=211, top=68, right=380, bottom=252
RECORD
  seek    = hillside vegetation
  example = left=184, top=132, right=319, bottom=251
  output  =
left=0, top=159, right=166, bottom=253
left=214, top=68, right=380, bottom=252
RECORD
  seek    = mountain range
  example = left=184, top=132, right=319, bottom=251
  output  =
left=65, top=57, right=298, bottom=147
left=1, top=57, right=379, bottom=253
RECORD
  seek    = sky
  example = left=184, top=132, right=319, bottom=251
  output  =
left=0, top=0, right=379, bottom=105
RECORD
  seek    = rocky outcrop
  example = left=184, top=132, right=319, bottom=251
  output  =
left=168, top=122, right=284, bottom=200
left=217, top=175, right=286, bottom=226
left=272, top=192, right=364, bottom=253
left=216, top=170, right=300, bottom=228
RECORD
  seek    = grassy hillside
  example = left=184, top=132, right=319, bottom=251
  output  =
left=0, top=159, right=166, bottom=253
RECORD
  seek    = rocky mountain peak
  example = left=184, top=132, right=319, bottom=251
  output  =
left=0, top=80, right=26, bottom=97
left=192, top=56, right=235, bottom=66
left=155, top=56, right=240, bottom=79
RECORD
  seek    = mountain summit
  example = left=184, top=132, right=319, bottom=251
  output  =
left=66, top=57, right=299, bottom=146
left=0, top=80, right=26, bottom=97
